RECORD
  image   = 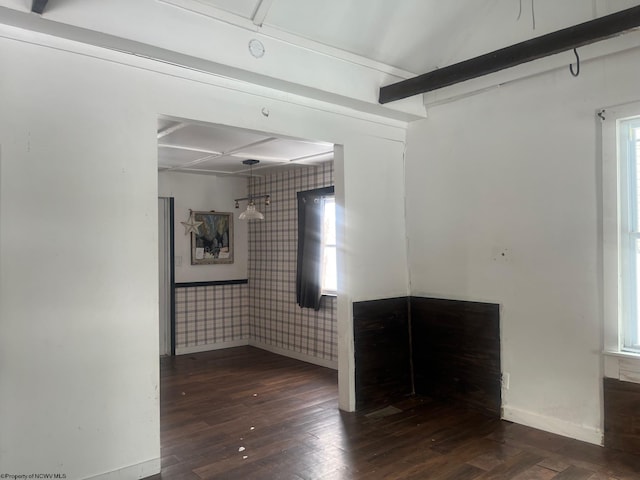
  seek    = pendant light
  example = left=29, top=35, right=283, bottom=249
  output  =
left=235, top=159, right=270, bottom=220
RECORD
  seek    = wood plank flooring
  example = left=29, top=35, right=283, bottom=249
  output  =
left=151, top=347, right=640, bottom=479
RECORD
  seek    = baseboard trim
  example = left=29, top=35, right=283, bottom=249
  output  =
left=502, top=405, right=603, bottom=446
left=249, top=340, right=338, bottom=370
left=176, top=339, right=249, bottom=355
left=84, top=458, right=160, bottom=480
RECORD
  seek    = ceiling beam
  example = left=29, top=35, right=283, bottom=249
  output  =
left=157, top=122, right=187, bottom=139
left=158, top=143, right=221, bottom=155
left=379, top=5, right=640, bottom=104
left=31, top=0, right=48, bottom=14
left=288, top=150, right=334, bottom=164
left=251, top=0, right=275, bottom=27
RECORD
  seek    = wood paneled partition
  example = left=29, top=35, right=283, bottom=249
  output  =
left=604, top=377, right=640, bottom=455
left=411, top=297, right=501, bottom=416
left=353, top=296, right=501, bottom=415
left=353, top=297, right=412, bottom=411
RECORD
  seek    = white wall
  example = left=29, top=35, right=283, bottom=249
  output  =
left=158, top=171, right=248, bottom=282
left=0, top=39, right=159, bottom=478
left=342, top=137, right=408, bottom=302
left=0, top=22, right=407, bottom=477
left=0, top=34, right=160, bottom=479
left=405, top=46, right=640, bottom=445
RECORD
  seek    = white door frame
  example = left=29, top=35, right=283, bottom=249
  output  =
left=158, top=197, right=174, bottom=356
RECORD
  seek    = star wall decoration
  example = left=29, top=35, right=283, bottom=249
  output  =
left=181, top=211, right=202, bottom=235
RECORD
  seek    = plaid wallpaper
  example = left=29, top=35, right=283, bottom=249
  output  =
left=248, top=161, right=338, bottom=363
left=174, top=161, right=337, bottom=363
left=175, top=283, right=249, bottom=349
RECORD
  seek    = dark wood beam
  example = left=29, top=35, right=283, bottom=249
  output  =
left=379, top=6, right=640, bottom=104
left=31, top=0, right=48, bottom=14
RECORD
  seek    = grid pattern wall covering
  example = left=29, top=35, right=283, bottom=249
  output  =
left=248, top=161, right=338, bottom=362
left=175, top=283, right=249, bottom=348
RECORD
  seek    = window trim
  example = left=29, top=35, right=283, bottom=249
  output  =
left=619, top=117, right=640, bottom=351
left=602, top=101, right=640, bottom=356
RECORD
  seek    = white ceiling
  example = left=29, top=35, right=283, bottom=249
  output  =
left=184, top=0, right=640, bottom=74
left=157, top=117, right=334, bottom=176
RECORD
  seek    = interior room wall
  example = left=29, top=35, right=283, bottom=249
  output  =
left=174, top=282, right=249, bottom=353
left=0, top=23, right=407, bottom=477
left=0, top=34, right=161, bottom=479
left=159, top=172, right=250, bottom=354
left=248, top=161, right=338, bottom=369
left=405, top=46, right=640, bottom=445
left=158, top=171, right=248, bottom=282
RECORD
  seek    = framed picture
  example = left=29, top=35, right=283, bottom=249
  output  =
left=190, top=211, right=234, bottom=265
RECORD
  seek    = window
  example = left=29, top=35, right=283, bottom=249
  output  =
left=296, top=186, right=336, bottom=310
left=619, top=116, right=640, bottom=352
left=321, top=196, right=337, bottom=295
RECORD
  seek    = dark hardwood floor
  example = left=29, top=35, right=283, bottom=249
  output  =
left=152, top=347, right=640, bottom=479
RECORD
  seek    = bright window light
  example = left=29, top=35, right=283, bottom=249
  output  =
left=619, top=117, right=640, bottom=351
left=321, top=196, right=337, bottom=294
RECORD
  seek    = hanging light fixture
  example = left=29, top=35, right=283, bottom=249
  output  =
left=235, top=159, right=270, bottom=220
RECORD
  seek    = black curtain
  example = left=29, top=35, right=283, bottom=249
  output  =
left=296, top=186, right=335, bottom=310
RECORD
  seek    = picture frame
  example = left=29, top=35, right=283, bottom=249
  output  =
left=190, top=211, right=234, bottom=265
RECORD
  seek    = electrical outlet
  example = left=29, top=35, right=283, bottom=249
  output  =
left=502, top=372, right=510, bottom=390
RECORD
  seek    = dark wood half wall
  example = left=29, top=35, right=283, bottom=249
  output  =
left=604, top=377, right=640, bottom=455
left=353, top=295, right=501, bottom=416
left=353, top=297, right=412, bottom=411
left=411, top=297, right=501, bottom=416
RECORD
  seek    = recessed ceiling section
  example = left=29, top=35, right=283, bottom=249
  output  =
left=158, top=118, right=333, bottom=176
left=234, top=138, right=333, bottom=163
left=161, top=123, right=267, bottom=153
left=192, top=154, right=282, bottom=173
left=158, top=147, right=207, bottom=168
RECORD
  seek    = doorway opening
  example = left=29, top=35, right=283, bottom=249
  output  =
left=157, top=115, right=337, bottom=364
